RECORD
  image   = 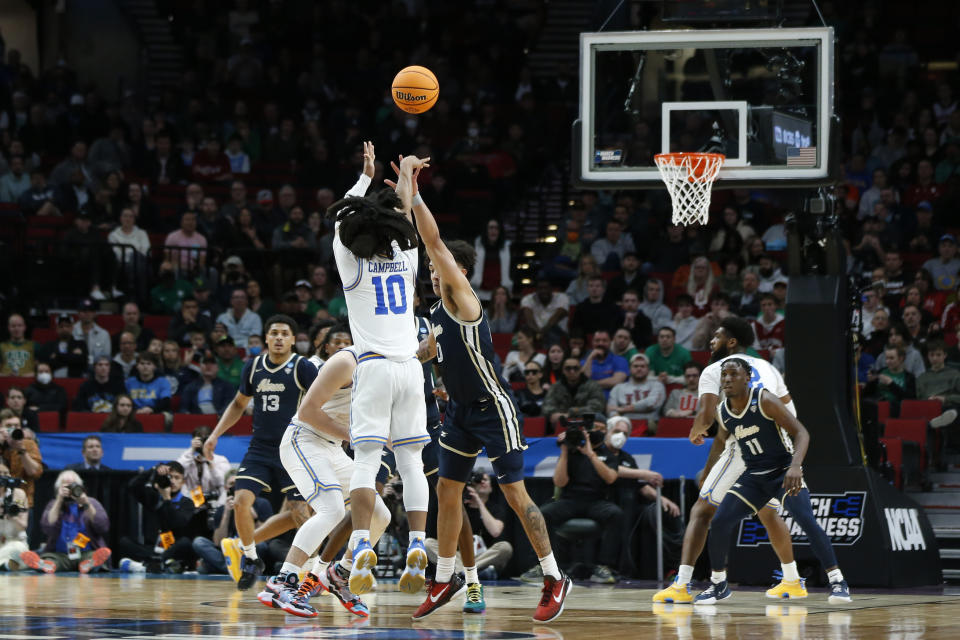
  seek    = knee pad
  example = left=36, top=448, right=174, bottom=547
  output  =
left=369, top=495, right=392, bottom=545
left=395, top=444, right=429, bottom=513
left=293, top=492, right=346, bottom=556
left=350, top=441, right=384, bottom=493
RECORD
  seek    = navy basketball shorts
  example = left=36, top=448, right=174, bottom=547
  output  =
left=438, top=395, right=527, bottom=485
left=235, top=439, right=303, bottom=501
left=725, top=466, right=792, bottom=513
left=376, top=448, right=396, bottom=487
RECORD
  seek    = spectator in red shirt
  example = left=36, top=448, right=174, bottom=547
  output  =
left=753, top=294, right=786, bottom=351
left=191, top=136, right=233, bottom=183
left=903, top=159, right=942, bottom=208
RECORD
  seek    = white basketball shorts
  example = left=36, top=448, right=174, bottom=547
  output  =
left=280, top=423, right=355, bottom=511
left=350, top=354, right=428, bottom=450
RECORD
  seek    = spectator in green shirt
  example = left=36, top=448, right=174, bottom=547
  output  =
left=645, top=326, right=691, bottom=386
left=150, top=261, right=193, bottom=314
left=213, top=334, right=243, bottom=387
left=611, top=328, right=639, bottom=363
left=865, top=345, right=916, bottom=411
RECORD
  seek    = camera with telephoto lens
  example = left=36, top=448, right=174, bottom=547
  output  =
left=1, top=426, right=24, bottom=449
left=65, top=483, right=85, bottom=500
left=1, top=476, right=26, bottom=517
left=154, top=473, right=171, bottom=489
left=559, top=414, right=595, bottom=448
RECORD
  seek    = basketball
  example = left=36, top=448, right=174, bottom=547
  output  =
left=391, top=66, right=439, bottom=114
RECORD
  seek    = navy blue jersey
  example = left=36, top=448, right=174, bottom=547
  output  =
left=417, top=316, right=441, bottom=425
left=239, top=353, right=318, bottom=446
left=430, top=298, right=508, bottom=406
left=718, top=387, right=794, bottom=471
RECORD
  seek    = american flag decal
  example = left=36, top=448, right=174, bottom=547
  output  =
left=786, top=146, right=817, bottom=166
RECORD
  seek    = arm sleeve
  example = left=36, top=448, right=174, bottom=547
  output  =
left=614, top=357, right=630, bottom=376
left=345, top=174, right=372, bottom=198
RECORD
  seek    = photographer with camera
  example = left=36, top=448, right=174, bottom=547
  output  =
left=0, top=409, right=42, bottom=508
left=520, top=414, right=623, bottom=585
left=542, top=356, right=607, bottom=433
left=0, top=461, right=29, bottom=571
left=191, top=471, right=273, bottom=574
left=116, top=461, right=200, bottom=573
left=177, top=426, right=231, bottom=496
left=19, top=470, right=111, bottom=573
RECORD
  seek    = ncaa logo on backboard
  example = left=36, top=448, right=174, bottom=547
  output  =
left=737, top=491, right=867, bottom=547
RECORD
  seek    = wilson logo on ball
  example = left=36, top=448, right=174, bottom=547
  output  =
left=396, top=91, right=428, bottom=102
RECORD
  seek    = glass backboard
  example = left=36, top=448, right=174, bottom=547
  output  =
left=575, top=27, right=835, bottom=189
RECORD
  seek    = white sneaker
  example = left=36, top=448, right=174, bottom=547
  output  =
left=930, top=409, right=957, bottom=429
left=120, top=557, right=146, bottom=573
left=90, top=287, right=107, bottom=301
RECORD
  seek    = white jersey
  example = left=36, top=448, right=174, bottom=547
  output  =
left=699, top=353, right=794, bottom=453
left=333, top=174, right=419, bottom=361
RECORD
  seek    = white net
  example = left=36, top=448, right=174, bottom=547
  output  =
left=654, top=153, right=724, bottom=226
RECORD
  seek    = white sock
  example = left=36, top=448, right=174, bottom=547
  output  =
left=280, top=561, right=300, bottom=576
left=676, top=565, right=694, bottom=586
left=539, top=553, right=561, bottom=580
left=339, top=557, right=353, bottom=572
left=781, top=561, right=800, bottom=582
left=710, top=570, right=727, bottom=584
left=312, top=558, right=330, bottom=576
left=436, top=556, right=456, bottom=583
left=409, top=530, right=426, bottom=546
left=827, top=568, right=844, bottom=583
left=349, top=529, right=371, bottom=552
left=464, top=565, right=479, bottom=584
left=242, top=543, right=258, bottom=560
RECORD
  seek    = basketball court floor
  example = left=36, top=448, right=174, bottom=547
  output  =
left=1, top=574, right=958, bottom=639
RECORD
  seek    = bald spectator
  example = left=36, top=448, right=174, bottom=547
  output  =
left=1, top=313, right=36, bottom=376
left=112, top=332, right=139, bottom=378
left=637, top=280, right=673, bottom=332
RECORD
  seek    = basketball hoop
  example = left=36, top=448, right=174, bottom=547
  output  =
left=654, top=152, right=724, bottom=226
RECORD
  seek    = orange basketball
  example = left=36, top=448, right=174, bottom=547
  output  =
left=391, top=66, right=439, bottom=114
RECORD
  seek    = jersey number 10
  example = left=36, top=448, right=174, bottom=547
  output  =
left=372, top=275, right=407, bottom=315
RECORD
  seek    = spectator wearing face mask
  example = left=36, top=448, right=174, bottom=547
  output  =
left=25, top=362, right=68, bottom=413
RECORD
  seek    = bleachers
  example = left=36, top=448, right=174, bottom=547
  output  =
left=655, top=417, right=694, bottom=438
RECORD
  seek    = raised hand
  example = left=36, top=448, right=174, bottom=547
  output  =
left=362, top=141, right=376, bottom=178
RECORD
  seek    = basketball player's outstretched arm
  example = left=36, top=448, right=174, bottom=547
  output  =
left=690, top=392, right=720, bottom=445
left=760, top=390, right=810, bottom=496
left=394, top=156, right=482, bottom=322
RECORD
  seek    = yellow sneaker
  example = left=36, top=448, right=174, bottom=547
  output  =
left=652, top=579, right=694, bottom=604
left=766, top=579, right=808, bottom=599
left=220, top=537, right=243, bottom=583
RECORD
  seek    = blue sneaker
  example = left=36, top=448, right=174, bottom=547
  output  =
left=237, top=555, right=265, bottom=591
left=463, top=582, right=486, bottom=613
left=694, top=580, right=732, bottom=605
left=828, top=580, right=852, bottom=603
left=349, top=538, right=378, bottom=595
left=399, top=537, right=428, bottom=594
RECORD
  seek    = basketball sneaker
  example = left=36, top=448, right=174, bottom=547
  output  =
left=349, top=538, right=377, bottom=595
left=274, top=578, right=319, bottom=618
left=412, top=573, right=467, bottom=620
left=257, top=572, right=297, bottom=608
left=533, top=573, right=572, bottom=622
left=828, top=580, right=852, bottom=603
left=220, top=537, right=242, bottom=582
left=694, top=580, right=732, bottom=605
left=298, top=572, right=324, bottom=599
left=463, top=582, right=485, bottom=613
left=319, top=563, right=370, bottom=617
left=19, top=550, right=55, bottom=574
left=652, top=578, right=694, bottom=604
left=766, top=578, right=807, bottom=599
left=237, top=555, right=265, bottom=591
left=79, top=547, right=112, bottom=574
left=399, top=537, right=428, bottom=594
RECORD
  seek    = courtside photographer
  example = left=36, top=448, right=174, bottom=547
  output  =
left=0, top=461, right=29, bottom=571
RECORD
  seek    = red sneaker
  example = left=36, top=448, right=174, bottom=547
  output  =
left=533, top=573, right=572, bottom=622
left=411, top=573, right=466, bottom=621
left=19, top=551, right=56, bottom=574
left=79, top=547, right=112, bottom=574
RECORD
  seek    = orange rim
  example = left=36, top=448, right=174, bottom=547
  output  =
left=655, top=152, right=725, bottom=182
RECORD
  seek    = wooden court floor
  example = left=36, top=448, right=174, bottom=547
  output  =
left=1, top=574, right=959, bottom=639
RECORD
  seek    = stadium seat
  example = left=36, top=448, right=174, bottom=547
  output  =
left=879, top=436, right=904, bottom=489
left=32, top=328, right=57, bottom=343
left=522, top=416, right=546, bottom=437
left=491, top=333, right=512, bottom=361
left=0, top=376, right=32, bottom=398
left=877, top=401, right=891, bottom=424
left=144, top=315, right=169, bottom=339
left=510, top=381, right=524, bottom=391
left=139, top=414, right=166, bottom=433
left=689, top=351, right=710, bottom=366
left=900, top=399, right=942, bottom=422
left=59, top=378, right=86, bottom=403
left=883, top=418, right=928, bottom=470
left=655, top=416, right=694, bottom=437
left=171, top=413, right=218, bottom=433
left=630, top=419, right=649, bottom=436
left=233, top=415, right=253, bottom=435
left=66, top=412, right=108, bottom=431
left=37, top=411, right=60, bottom=431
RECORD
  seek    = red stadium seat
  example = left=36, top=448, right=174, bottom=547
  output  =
left=491, top=333, right=512, bottom=361
left=630, top=419, right=649, bottom=436
left=32, top=328, right=57, bottom=343
left=233, top=415, right=253, bottom=435
left=0, top=376, right=32, bottom=398
left=510, top=381, right=524, bottom=391
left=58, top=378, right=86, bottom=403
left=66, top=412, right=109, bottom=431
left=171, top=413, right=218, bottom=433
left=37, top=411, right=60, bottom=431
left=139, top=414, right=166, bottom=433
left=689, top=351, right=710, bottom=366
left=884, top=418, right=928, bottom=470
left=655, top=417, right=694, bottom=438
left=900, top=399, right=942, bottom=422
left=144, top=315, right=169, bottom=339
left=877, top=401, right=891, bottom=424
left=880, top=436, right=903, bottom=489
left=522, top=416, right=546, bottom=437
